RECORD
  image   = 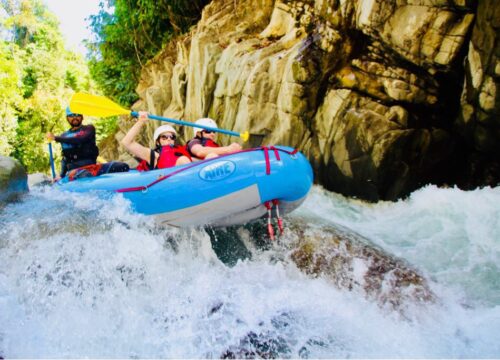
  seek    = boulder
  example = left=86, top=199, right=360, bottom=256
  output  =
left=209, top=218, right=433, bottom=311
left=0, top=156, right=28, bottom=204
left=27, top=173, right=51, bottom=188
left=287, top=220, right=434, bottom=311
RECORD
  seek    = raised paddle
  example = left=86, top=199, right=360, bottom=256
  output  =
left=69, top=92, right=253, bottom=142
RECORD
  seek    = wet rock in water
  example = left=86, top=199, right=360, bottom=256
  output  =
left=220, top=312, right=297, bottom=358
left=209, top=215, right=433, bottom=312
left=221, top=331, right=290, bottom=359
left=287, top=220, right=434, bottom=311
left=28, top=172, right=51, bottom=188
left=205, top=225, right=253, bottom=266
left=208, top=301, right=224, bottom=316
left=0, top=156, right=28, bottom=205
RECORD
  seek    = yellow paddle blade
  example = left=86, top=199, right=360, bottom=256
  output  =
left=69, top=93, right=130, bottom=118
left=240, top=130, right=249, bottom=142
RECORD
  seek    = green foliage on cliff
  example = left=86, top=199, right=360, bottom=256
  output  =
left=0, top=0, right=112, bottom=173
left=87, top=0, right=210, bottom=106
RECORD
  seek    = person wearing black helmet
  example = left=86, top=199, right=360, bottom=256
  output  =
left=46, top=107, right=99, bottom=179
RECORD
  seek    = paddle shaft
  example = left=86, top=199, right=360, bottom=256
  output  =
left=48, top=142, right=56, bottom=179
left=69, top=93, right=249, bottom=141
left=131, top=111, right=241, bottom=138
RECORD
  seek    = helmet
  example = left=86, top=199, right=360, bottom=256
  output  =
left=153, top=125, right=177, bottom=141
left=193, top=118, right=218, bottom=137
left=66, top=106, right=82, bottom=117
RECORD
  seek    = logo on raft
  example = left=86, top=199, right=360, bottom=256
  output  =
left=199, top=160, right=236, bottom=181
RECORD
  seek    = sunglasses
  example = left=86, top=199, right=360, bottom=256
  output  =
left=67, top=114, right=82, bottom=118
left=202, top=130, right=214, bottom=134
left=159, top=134, right=176, bottom=140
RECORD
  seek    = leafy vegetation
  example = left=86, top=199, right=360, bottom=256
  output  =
left=87, top=0, right=209, bottom=106
left=0, top=0, right=100, bottom=172
left=0, top=0, right=208, bottom=174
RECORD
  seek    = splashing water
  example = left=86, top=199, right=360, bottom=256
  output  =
left=296, top=185, right=500, bottom=307
left=0, top=185, right=499, bottom=358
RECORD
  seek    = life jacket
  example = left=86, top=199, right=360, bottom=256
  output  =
left=67, top=162, right=130, bottom=181
left=136, top=159, right=151, bottom=172
left=61, top=126, right=99, bottom=164
left=67, top=163, right=103, bottom=181
left=136, top=145, right=191, bottom=171
left=202, top=138, right=219, bottom=148
left=186, top=137, right=220, bottom=158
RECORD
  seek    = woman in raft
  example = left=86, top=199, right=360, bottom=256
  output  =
left=121, top=111, right=191, bottom=170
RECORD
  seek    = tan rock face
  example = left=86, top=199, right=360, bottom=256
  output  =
left=118, top=0, right=499, bottom=200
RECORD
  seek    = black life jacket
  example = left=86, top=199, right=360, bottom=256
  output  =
left=61, top=126, right=99, bottom=164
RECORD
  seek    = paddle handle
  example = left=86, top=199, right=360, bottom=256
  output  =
left=131, top=111, right=248, bottom=141
left=48, top=142, right=56, bottom=179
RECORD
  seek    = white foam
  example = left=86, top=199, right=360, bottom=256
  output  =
left=297, top=185, right=500, bottom=306
left=0, top=185, right=499, bottom=357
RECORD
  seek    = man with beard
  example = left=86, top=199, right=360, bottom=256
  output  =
left=46, top=107, right=99, bottom=180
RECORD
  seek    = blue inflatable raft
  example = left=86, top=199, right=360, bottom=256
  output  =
left=56, top=146, right=313, bottom=227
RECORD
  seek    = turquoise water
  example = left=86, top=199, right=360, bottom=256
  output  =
left=0, top=185, right=499, bottom=358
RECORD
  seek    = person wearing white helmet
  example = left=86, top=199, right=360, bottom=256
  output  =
left=121, top=111, right=191, bottom=170
left=186, top=118, right=242, bottom=160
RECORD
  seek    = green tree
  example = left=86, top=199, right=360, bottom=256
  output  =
left=0, top=0, right=100, bottom=173
left=87, top=0, right=210, bottom=106
left=0, top=41, right=21, bottom=155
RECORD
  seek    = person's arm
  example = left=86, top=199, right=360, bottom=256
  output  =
left=54, top=125, right=96, bottom=145
left=121, top=111, right=156, bottom=163
left=190, top=142, right=241, bottom=158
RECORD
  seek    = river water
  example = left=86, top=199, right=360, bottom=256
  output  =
left=0, top=185, right=499, bottom=358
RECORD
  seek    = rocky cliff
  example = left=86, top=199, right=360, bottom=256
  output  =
left=107, top=0, right=499, bottom=201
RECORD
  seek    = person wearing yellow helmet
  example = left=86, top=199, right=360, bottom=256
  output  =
left=186, top=118, right=242, bottom=160
left=121, top=111, right=191, bottom=170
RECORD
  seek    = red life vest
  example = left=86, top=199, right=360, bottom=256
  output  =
left=203, top=138, right=219, bottom=148
left=67, top=163, right=103, bottom=181
left=157, top=145, right=191, bottom=168
left=186, top=137, right=220, bottom=159
left=135, top=160, right=151, bottom=172
left=136, top=145, right=191, bottom=171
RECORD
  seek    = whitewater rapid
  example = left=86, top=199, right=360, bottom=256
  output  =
left=0, top=185, right=499, bottom=358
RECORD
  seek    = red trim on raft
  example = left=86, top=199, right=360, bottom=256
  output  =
left=115, top=146, right=298, bottom=193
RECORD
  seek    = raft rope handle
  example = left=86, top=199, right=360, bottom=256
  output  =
left=264, top=201, right=275, bottom=240
left=263, top=147, right=271, bottom=175
left=116, top=146, right=298, bottom=193
left=264, top=199, right=285, bottom=240
left=273, top=199, right=284, bottom=235
left=262, top=146, right=282, bottom=175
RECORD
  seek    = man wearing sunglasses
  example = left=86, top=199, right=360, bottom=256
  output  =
left=121, top=111, right=191, bottom=170
left=46, top=107, right=99, bottom=180
left=187, top=118, right=242, bottom=160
